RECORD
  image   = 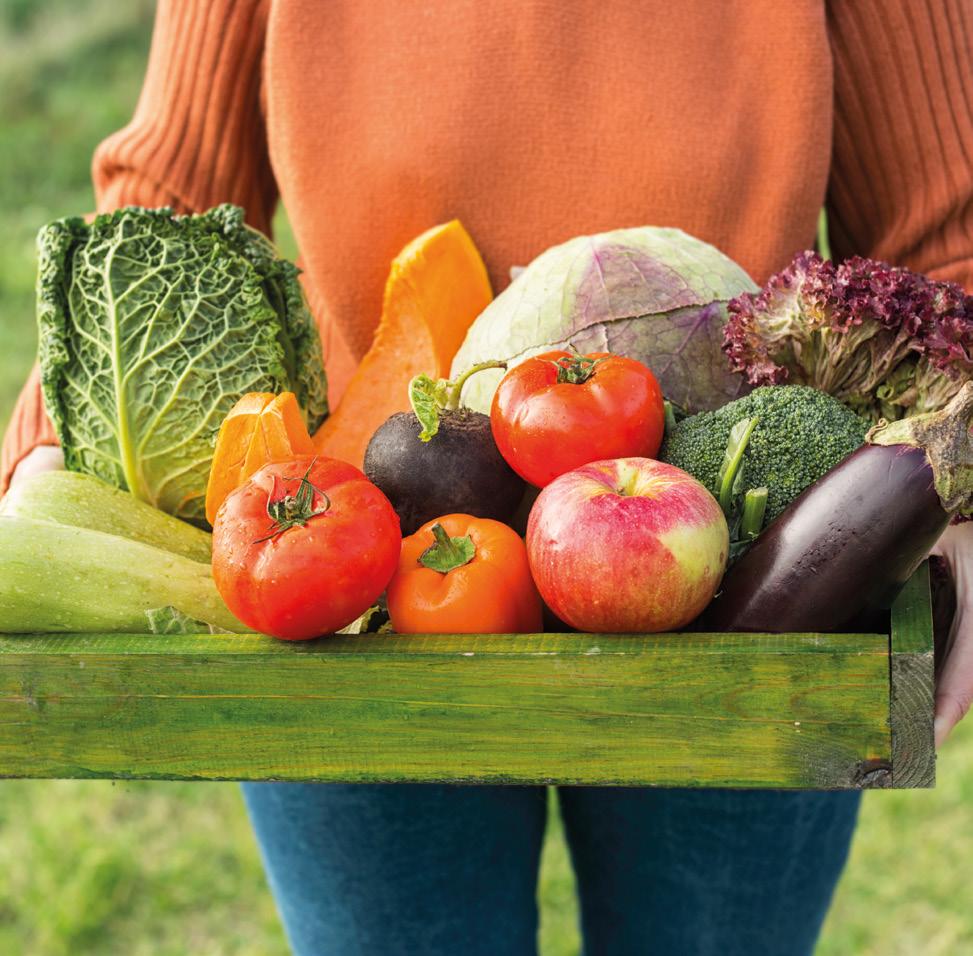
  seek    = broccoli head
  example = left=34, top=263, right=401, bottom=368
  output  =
left=661, top=386, right=868, bottom=534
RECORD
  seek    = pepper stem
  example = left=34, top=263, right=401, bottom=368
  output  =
left=418, top=523, right=477, bottom=573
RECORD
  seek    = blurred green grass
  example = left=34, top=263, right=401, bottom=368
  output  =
left=0, top=3, right=971, bottom=954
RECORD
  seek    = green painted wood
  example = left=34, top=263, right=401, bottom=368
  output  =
left=889, top=563, right=936, bottom=788
left=0, top=630, right=892, bottom=788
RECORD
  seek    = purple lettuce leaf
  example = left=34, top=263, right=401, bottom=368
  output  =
left=724, top=251, right=973, bottom=421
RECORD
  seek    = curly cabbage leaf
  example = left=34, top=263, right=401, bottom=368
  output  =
left=37, top=205, right=327, bottom=525
left=450, top=227, right=757, bottom=413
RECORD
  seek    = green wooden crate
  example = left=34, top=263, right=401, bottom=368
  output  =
left=0, top=565, right=935, bottom=789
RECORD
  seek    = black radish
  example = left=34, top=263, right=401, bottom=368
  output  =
left=704, top=383, right=973, bottom=632
left=364, top=362, right=525, bottom=535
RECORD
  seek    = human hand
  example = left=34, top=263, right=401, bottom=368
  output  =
left=932, top=521, right=973, bottom=747
left=2, top=446, right=64, bottom=509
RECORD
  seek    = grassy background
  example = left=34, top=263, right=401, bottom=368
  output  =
left=1, top=3, right=971, bottom=953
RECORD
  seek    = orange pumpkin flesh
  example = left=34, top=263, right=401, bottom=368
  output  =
left=205, top=391, right=313, bottom=526
left=242, top=392, right=315, bottom=477
left=312, top=220, right=492, bottom=468
left=205, top=393, right=275, bottom=525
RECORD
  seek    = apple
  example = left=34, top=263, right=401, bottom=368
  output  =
left=526, top=457, right=729, bottom=632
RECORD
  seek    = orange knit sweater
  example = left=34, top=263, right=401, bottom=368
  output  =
left=4, top=0, right=973, bottom=492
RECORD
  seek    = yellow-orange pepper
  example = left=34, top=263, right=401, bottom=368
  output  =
left=386, top=514, right=542, bottom=634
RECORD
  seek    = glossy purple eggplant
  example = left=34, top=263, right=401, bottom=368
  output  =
left=703, top=444, right=946, bottom=631
left=704, top=383, right=973, bottom=633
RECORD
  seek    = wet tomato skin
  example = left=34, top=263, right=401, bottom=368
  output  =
left=212, top=456, right=401, bottom=639
left=490, top=352, right=665, bottom=487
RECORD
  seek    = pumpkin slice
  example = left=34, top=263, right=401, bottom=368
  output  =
left=242, top=392, right=315, bottom=477
left=312, top=220, right=493, bottom=467
left=205, top=391, right=313, bottom=526
left=205, top=393, right=275, bottom=525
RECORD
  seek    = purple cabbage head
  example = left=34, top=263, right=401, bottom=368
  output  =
left=451, top=227, right=757, bottom=414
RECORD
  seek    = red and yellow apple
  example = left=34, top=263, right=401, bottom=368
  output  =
left=526, top=457, right=729, bottom=632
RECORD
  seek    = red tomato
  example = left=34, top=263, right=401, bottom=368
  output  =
left=212, top=455, right=401, bottom=640
left=490, top=352, right=665, bottom=487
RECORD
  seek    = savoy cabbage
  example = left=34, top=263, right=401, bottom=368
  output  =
left=37, top=205, right=328, bottom=525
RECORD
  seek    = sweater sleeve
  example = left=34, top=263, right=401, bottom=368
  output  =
left=1, top=0, right=276, bottom=494
left=826, top=0, right=973, bottom=291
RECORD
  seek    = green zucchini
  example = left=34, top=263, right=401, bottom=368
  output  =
left=0, top=517, right=245, bottom=633
left=0, top=471, right=212, bottom=563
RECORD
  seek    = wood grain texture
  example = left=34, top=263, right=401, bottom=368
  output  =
left=890, top=563, right=936, bottom=788
left=0, top=630, right=892, bottom=788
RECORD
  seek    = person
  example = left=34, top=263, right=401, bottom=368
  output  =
left=2, top=1, right=971, bottom=953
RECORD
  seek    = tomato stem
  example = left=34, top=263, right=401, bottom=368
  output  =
left=418, top=522, right=477, bottom=573
left=551, top=353, right=604, bottom=385
left=256, top=461, right=331, bottom=541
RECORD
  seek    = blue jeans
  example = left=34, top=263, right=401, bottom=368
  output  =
left=242, top=783, right=860, bottom=956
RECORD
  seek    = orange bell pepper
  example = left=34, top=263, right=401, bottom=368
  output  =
left=386, top=514, right=542, bottom=634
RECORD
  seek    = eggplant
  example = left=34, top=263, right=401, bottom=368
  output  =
left=704, top=383, right=973, bottom=633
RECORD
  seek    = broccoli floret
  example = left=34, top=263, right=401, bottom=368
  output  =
left=661, top=385, right=868, bottom=529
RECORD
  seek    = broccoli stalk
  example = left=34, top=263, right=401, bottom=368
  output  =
left=716, top=416, right=759, bottom=513
left=660, top=385, right=868, bottom=558
left=711, top=416, right=770, bottom=557
left=740, top=488, right=769, bottom=539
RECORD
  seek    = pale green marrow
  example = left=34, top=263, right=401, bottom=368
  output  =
left=0, top=516, right=245, bottom=633
left=0, top=471, right=212, bottom=563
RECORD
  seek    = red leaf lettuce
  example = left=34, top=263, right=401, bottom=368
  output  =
left=724, top=251, right=973, bottom=422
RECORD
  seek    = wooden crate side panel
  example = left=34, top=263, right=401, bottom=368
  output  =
left=0, top=630, right=896, bottom=656
left=890, top=564, right=936, bottom=788
left=0, top=632, right=891, bottom=788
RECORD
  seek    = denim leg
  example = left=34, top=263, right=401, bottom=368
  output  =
left=558, top=787, right=861, bottom=956
left=242, top=782, right=548, bottom=956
